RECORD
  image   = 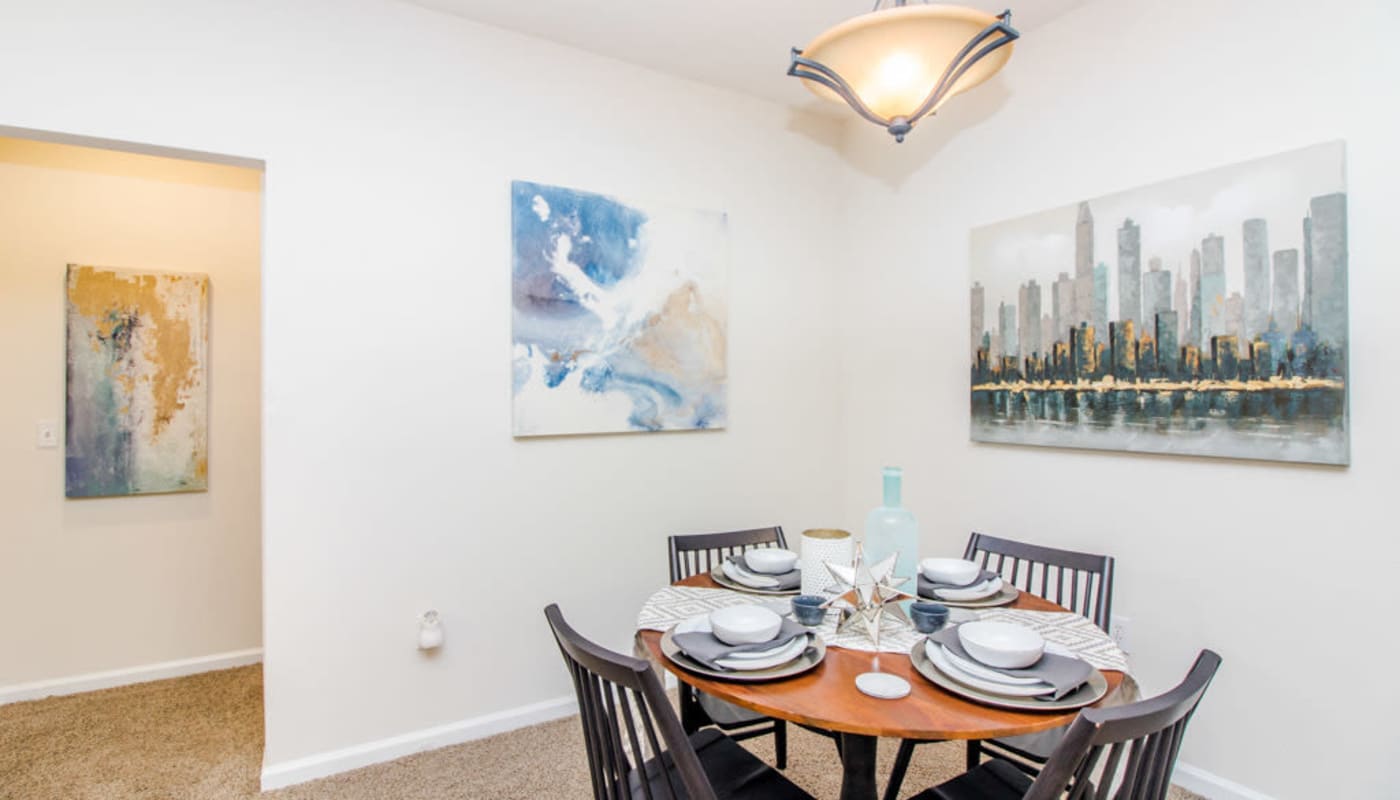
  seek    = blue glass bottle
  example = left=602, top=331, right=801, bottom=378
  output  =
left=863, top=467, right=919, bottom=608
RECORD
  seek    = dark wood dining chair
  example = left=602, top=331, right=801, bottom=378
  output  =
left=909, top=649, right=1221, bottom=800
left=885, top=533, right=1116, bottom=800
left=667, top=526, right=790, bottom=768
left=544, top=604, right=814, bottom=800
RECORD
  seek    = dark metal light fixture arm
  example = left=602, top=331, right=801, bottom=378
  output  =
left=907, top=11, right=1019, bottom=125
left=787, top=48, right=893, bottom=130
left=786, top=7, right=1020, bottom=142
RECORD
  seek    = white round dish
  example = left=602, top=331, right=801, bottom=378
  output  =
left=855, top=672, right=911, bottom=699
left=940, top=643, right=1044, bottom=685
left=709, top=605, right=782, bottom=645
left=957, top=620, right=1045, bottom=668
left=712, top=565, right=799, bottom=596
left=744, top=548, right=799, bottom=575
left=924, top=642, right=1056, bottom=697
left=920, top=557, right=981, bottom=585
left=722, top=560, right=780, bottom=588
left=909, top=639, right=1108, bottom=712
left=934, top=576, right=1003, bottom=602
left=715, top=635, right=810, bottom=671
left=661, top=627, right=826, bottom=683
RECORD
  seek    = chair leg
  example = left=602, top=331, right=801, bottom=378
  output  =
left=884, top=739, right=917, bottom=800
left=679, top=687, right=705, bottom=734
left=774, top=720, right=788, bottom=770
left=966, top=739, right=982, bottom=771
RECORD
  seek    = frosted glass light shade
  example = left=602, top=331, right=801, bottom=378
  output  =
left=793, top=4, right=1016, bottom=139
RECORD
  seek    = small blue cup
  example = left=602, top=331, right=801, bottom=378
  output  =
left=910, top=601, right=950, bottom=635
left=791, top=595, right=827, bottom=627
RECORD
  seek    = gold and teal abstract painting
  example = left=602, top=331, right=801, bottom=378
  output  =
left=511, top=181, right=727, bottom=436
left=65, top=265, right=210, bottom=497
left=969, top=142, right=1348, bottom=465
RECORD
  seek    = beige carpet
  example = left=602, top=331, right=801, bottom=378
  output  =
left=0, top=666, right=1202, bottom=799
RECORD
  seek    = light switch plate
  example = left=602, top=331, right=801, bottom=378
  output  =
left=37, top=420, right=58, bottom=449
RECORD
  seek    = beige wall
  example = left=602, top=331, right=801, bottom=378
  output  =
left=0, top=0, right=849, bottom=777
left=832, top=0, right=1398, bottom=796
left=0, top=137, right=262, bottom=687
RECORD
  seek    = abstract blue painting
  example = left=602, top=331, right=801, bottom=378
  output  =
left=511, top=181, right=728, bottom=436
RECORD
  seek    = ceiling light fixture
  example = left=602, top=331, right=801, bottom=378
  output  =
left=788, top=2, right=1019, bottom=142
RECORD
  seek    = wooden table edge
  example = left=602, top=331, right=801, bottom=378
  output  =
left=637, top=576, right=1126, bottom=740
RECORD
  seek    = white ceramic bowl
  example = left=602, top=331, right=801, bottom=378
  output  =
left=920, top=558, right=981, bottom=585
left=709, top=605, right=783, bottom=646
left=957, top=621, right=1045, bottom=669
left=744, top=548, right=799, bottom=575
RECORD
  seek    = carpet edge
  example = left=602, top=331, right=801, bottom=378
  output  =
left=0, top=648, right=264, bottom=706
left=259, top=693, right=578, bottom=791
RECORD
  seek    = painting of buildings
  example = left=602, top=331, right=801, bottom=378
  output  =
left=66, top=265, right=210, bottom=496
left=511, top=181, right=728, bottom=436
left=969, top=142, right=1348, bottom=465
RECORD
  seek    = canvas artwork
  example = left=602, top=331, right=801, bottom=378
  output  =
left=511, top=180, right=728, bottom=436
left=969, top=142, right=1348, bottom=465
left=66, top=265, right=210, bottom=497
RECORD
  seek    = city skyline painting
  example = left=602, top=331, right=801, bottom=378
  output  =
left=66, top=265, right=210, bottom=496
left=970, top=142, right=1348, bottom=465
left=512, top=180, right=728, bottom=436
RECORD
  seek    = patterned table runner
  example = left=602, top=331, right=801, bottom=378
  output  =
left=637, top=585, right=1131, bottom=675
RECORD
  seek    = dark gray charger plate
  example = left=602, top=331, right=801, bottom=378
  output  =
left=660, top=627, right=825, bottom=683
left=909, top=637, right=1109, bottom=711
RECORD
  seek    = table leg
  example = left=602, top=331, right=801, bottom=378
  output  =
left=838, top=732, right=878, bottom=800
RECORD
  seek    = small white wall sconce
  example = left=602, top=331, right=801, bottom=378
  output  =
left=418, top=610, right=444, bottom=650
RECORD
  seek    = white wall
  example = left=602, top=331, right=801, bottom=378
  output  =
left=0, top=139, right=263, bottom=691
left=0, top=0, right=848, bottom=775
left=833, top=0, right=1400, bottom=797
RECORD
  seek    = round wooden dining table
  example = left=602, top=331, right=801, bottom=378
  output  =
left=635, top=574, right=1126, bottom=800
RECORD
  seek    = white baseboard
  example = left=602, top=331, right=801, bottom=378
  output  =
left=0, top=648, right=263, bottom=706
left=1173, top=762, right=1276, bottom=800
left=259, top=693, right=578, bottom=791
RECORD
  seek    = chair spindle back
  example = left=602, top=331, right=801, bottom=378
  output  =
left=668, top=526, right=787, bottom=583
left=965, top=532, right=1115, bottom=631
left=1026, top=650, right=1222, bottom=800
left=544, top=604, right=717, bottom=800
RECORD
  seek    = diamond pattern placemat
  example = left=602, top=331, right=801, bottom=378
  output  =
left=638, top=586, right=1132, bottom=675
left=973, top=609, right=1130, bottom=673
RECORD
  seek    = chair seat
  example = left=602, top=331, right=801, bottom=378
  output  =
left=697, top=690, right=769, bottom=726
left=987, top=725, right=1064, bottom=763
left=910, top=758, right=1034, bottom=800
left=631, top=728, right=814, bottom=800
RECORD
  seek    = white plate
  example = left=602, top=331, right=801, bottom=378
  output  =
left=722, top=560, right=779, bottom=588
left=673, top=614, right=805, bottom=663
left=933, top=576, right=1004, bottom=602
left=661, top=628, right=825, bottom=683
left=940, top=645, right=1045, bottom=686
left=910, top=639, right=1108, bottom=712
left=855, top=672, right=911, bottom=699
left=716, top=636, right=811, bottom=671
left=924, top=641, right=1055, bottom=697
left=918, top=583, right=1020, bottom=609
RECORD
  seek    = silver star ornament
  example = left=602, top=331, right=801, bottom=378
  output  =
left=823, top=544, right=916, bottom=645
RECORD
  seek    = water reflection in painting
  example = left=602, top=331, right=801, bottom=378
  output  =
left=969, top=143, right=1348, bottom=464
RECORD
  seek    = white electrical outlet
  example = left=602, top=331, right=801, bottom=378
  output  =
left=36, top=420, right=58, bottom=449
left=1110, top=615, right=1132, bottom=654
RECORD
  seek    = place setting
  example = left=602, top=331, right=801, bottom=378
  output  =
left=916, top=557, right=1020, bottom=608
left=908, top=614, right=1109, bottom=711
left=710, top=546, right=802, bottom=595
left=660, top=601, right=826, bottom=682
